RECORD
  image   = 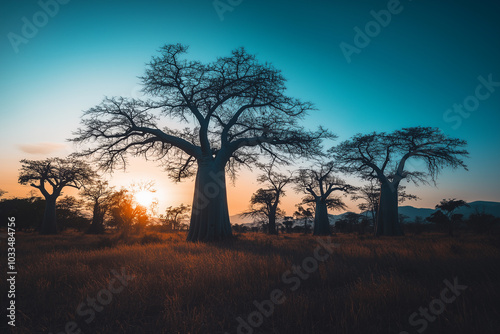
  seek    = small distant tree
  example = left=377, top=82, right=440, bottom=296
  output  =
left=242, top=188, right=286, bottom=234
left=108, top=189, right=149, bottom=234
left=283, top=216, right=294, bottom=233
left=164, top=204, right=190, bottom=230
left=293, top=205, right=314, bottom=234
left=81, top=180, right=115, bottom=234
left=295, top=161, right=352, bottom=235
left=243, top=163, right=293, bottom=234
left=332, top=127, right=468, bottom=236
left=18, top=157, right=95, bottom=234
left=0, top=189, right=6, bottom=198
left=435, top=198, right=469, bottom=236
left=352, top=181, right=379, bottom=225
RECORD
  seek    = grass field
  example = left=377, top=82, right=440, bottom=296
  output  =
left=2, top=231, right=500, bottom=334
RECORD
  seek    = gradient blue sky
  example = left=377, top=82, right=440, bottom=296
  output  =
left=1, top=0, right=499, bottom=215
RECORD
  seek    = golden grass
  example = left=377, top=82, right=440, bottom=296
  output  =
left=2, top=231, right=500, bottom=333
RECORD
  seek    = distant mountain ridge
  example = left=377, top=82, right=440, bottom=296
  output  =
left=230, top=201, right=500, bottom=226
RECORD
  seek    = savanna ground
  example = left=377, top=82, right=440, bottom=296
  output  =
left=2, top=230, right=500, bottom=334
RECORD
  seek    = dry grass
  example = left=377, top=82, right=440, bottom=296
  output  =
left=2, top=231, right=500, bottom=333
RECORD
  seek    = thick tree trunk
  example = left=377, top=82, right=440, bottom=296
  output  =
left=187, top=160, right=232, bottom=242
left=41, top=196, right=58, bottom=234
left=88, top=203, right=105, bottom=234
left=375, top=183, right=403, bottom=236
left=268, top=208, right=278, bottom=235
left=313, top=199, right=331, bottom=235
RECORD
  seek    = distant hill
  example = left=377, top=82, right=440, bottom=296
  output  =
left=230, top=201, right=500, bottom=226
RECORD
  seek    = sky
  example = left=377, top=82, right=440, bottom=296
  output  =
left=1, top=0, right=499, bottom=217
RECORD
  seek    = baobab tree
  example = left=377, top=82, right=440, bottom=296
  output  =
left=72, top=44, right=330, bottom=241
left=18, top=157, right=95, bottom=234
left=243, top=163, right=293, bottom=234
left=332, top=127, right=468, bottom=236
left=353, top=182, right=419, bottom=225
left=81, top=179, right=114, bottom=234
left=295, top=162, right=352, bottom=235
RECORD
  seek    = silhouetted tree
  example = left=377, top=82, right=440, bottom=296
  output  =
left=72, top=44, right=331, bottom=241
left=295, top=162, right=352, bottom=235
left=353, top=182, right=418, bottom=226
left=0, top=195, right=45, bottom=231
left=435, top=198, right=469, bottom=236
left=0, top=189, right=6, bottom=198
left=283, top=216, right=294, bottom=233
left=242, top=188, right=286, bottom=234
left=81, top=180, right=114, bottom=234
left=108, top=189, right=149, bottom=234
left=243, top=162, right=293, bottom=234
left=293, top=205, right=314, bottom=234
left=164, top=204, right=190, bottom=230
left=56, top=196, right=90, bottom=231
left=352, top=181, right=379, bottom=225
left=332, top=127, right=468, bottom=236
left=18, top=157, right=95, bottom=234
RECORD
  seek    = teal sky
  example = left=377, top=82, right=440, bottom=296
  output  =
left=1, top=0, right=499, bottom=214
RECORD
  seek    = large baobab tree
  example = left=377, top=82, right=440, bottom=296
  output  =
left=353, top=181, right=419, bottom=225
left=18, top=157, right=95, bottom=234
left=72, top=44, right=330, bottom=241
left=295, top=162, right=352, bottom=235
left=332, top=127, right=468, bottom=236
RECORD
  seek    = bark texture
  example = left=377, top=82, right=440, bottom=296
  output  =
left=41, top=196, right=58, bottom=234
left=187, top=161, right=232, bottom=241
left=375, top=183, right=403, bottom=236
left=313, top=199, right=330, bottom=235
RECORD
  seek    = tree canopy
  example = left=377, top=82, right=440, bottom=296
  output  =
left=18, top=157, right=95, bottom=234
left=332, top=127, right=468, bottom=236
left=72, top=44, right=331, bottom=241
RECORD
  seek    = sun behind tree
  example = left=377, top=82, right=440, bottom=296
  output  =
left=134, top=190, right=155, bottom=208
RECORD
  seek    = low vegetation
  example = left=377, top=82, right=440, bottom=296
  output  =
left=2, top=231, right=500, bottom=333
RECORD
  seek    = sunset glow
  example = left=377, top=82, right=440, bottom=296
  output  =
left=134, top=190, right=156, bottom=208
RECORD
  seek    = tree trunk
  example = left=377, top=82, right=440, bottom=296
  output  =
left=41, top=196, right=58, bottom=234
left=187, top=160, right=232, bottom=241
left=313, top=199, right=331, bottom=235
left=268, top=207, right=278, bottom=235
left=88, top=202, right=105, bottom=234
left=375, top=183, right=403, bottom=236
